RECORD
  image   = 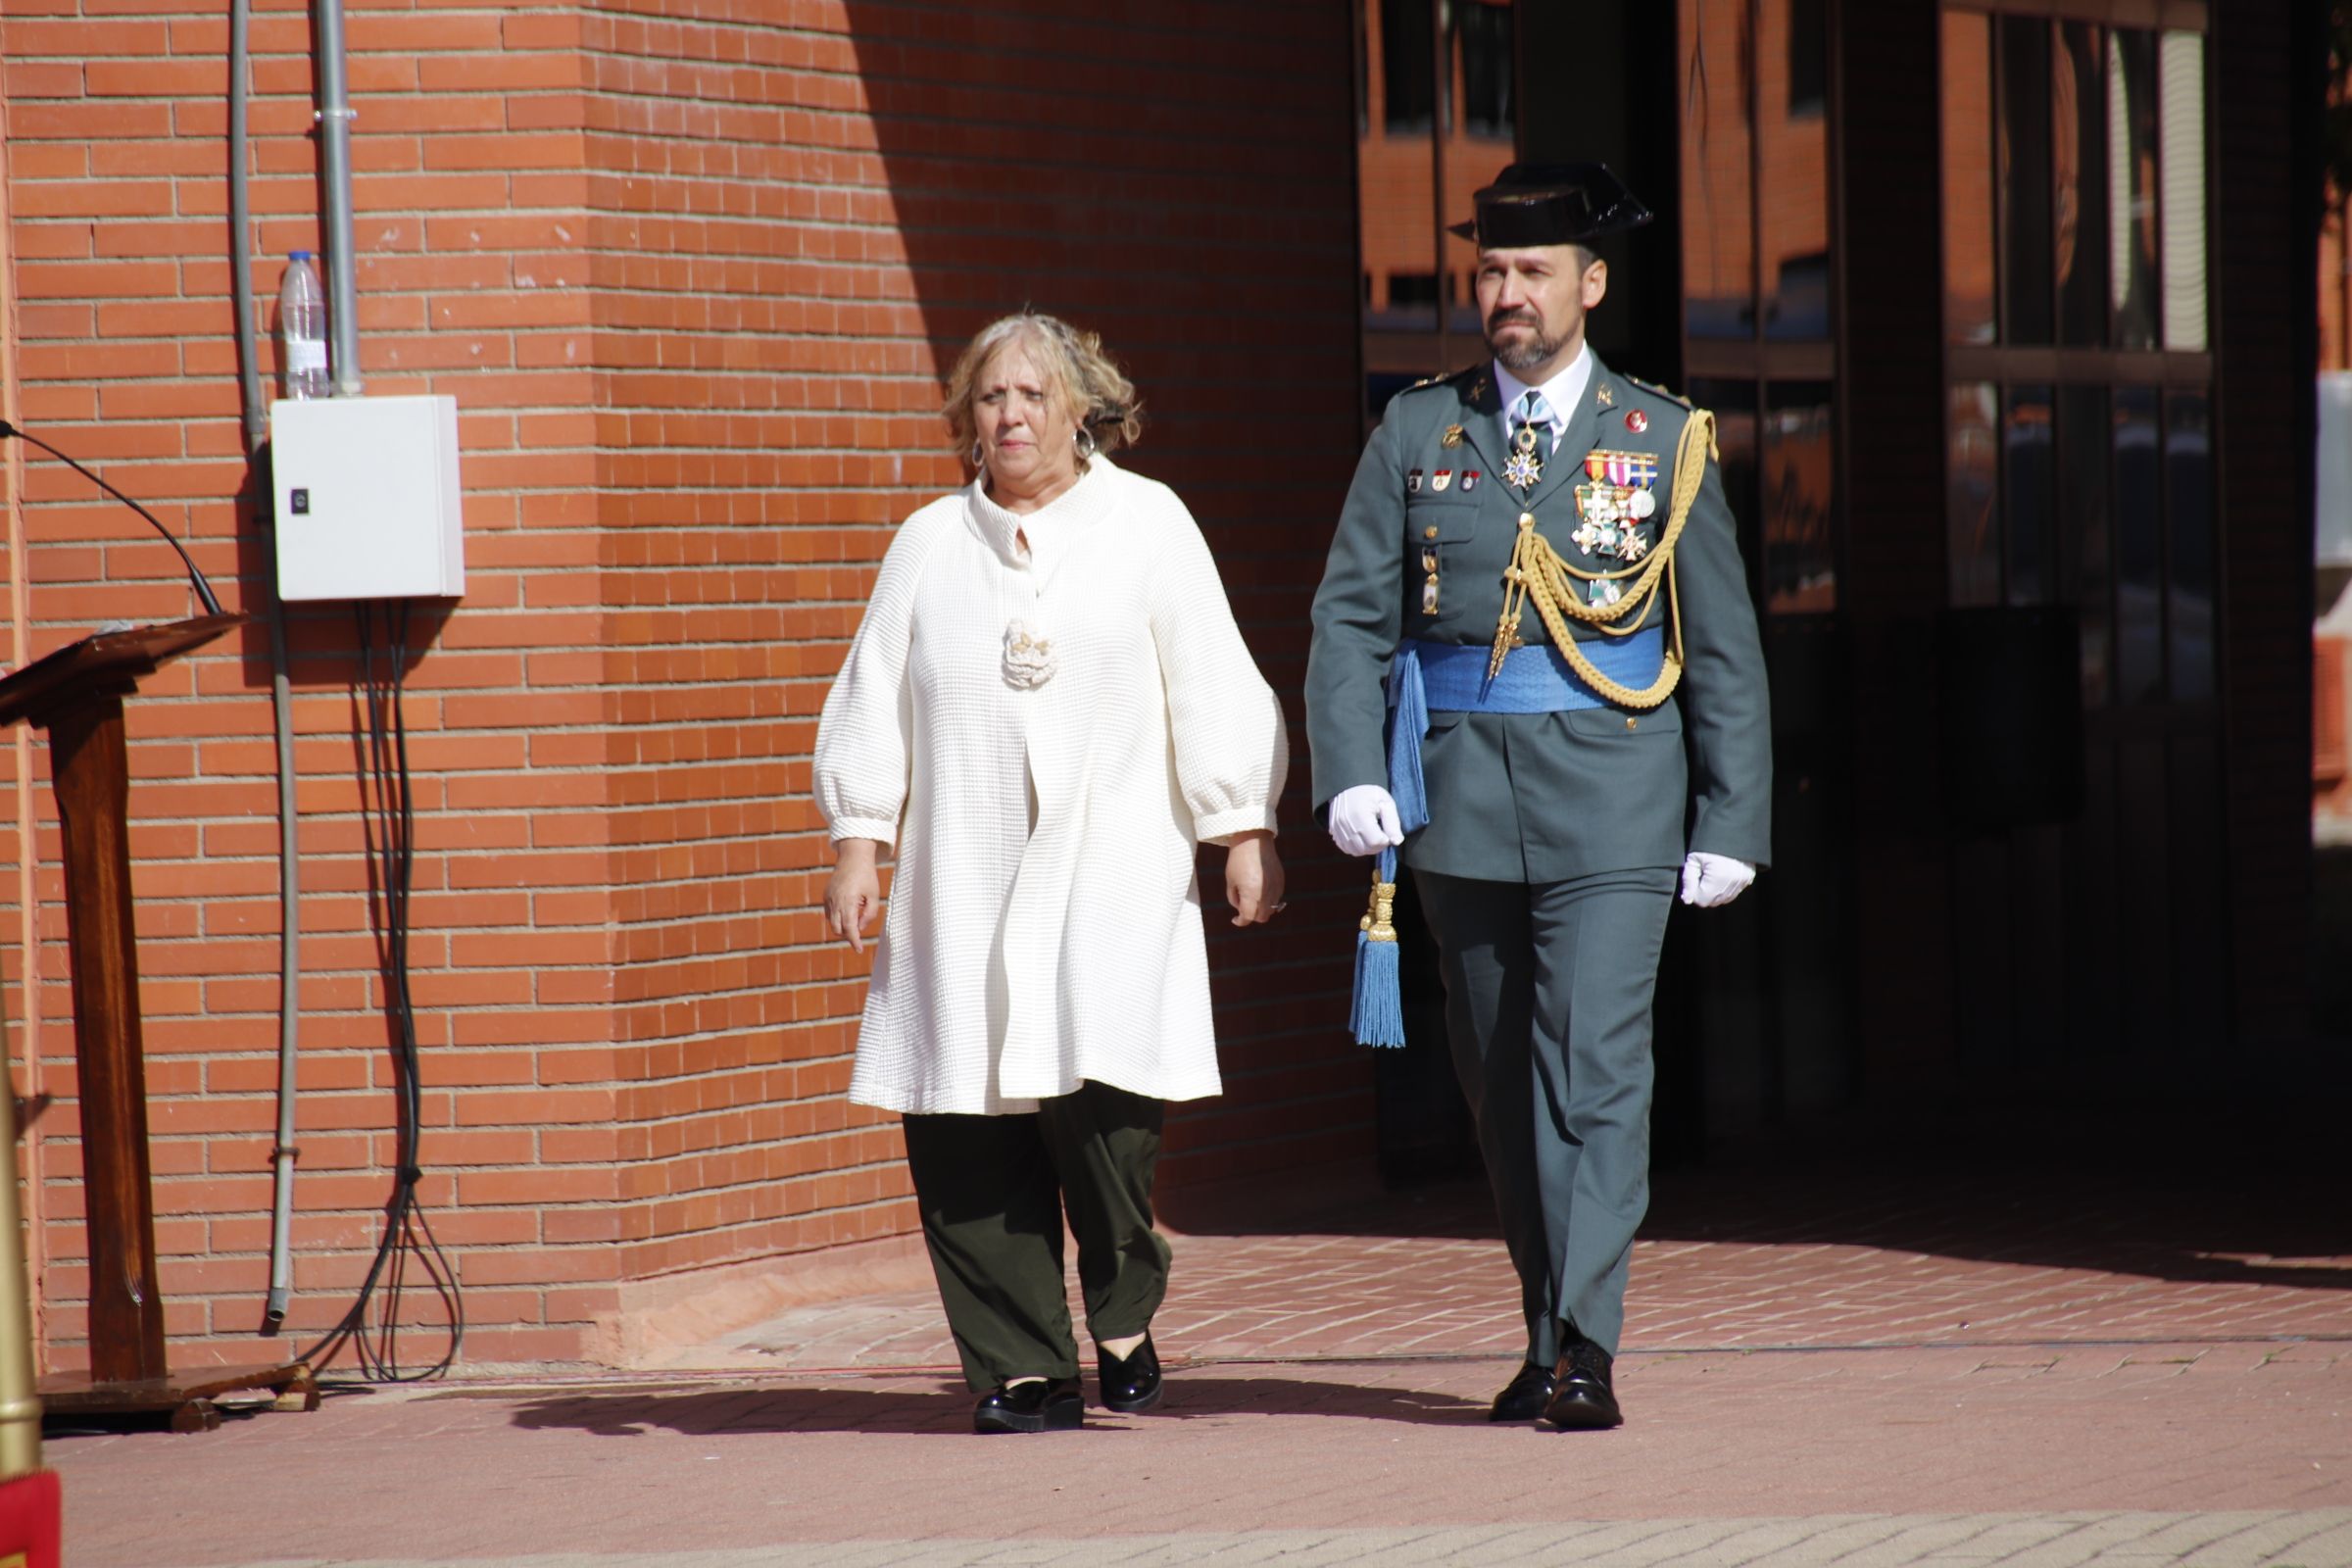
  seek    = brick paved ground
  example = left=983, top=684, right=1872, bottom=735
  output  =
left=47, top=1128, right=2352, bottom=1566
left=122, top=1520, right=2352, bottom=1568
left=713, top=1135, right=2352, bottom=1371
left=65, top=1518, right=2352, bottom=1568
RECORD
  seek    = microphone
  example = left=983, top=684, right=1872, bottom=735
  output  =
left=0, top=417, right=223, bottom=617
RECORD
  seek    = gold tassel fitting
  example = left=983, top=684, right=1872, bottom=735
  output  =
left=1487, top=615, right=1519, bottom=682
left=1360, top=877, right=1398, bottom=943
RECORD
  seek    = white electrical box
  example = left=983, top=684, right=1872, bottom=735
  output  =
left=270, top=394, right=465, bottom=600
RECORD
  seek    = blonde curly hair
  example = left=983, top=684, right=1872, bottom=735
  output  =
left=943, top=312, right=1144, bottom=466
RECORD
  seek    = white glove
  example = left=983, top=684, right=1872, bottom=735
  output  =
left=1327, top=784, right=1405, bottom=858
left=1679, top=852, right=1756, bottom=908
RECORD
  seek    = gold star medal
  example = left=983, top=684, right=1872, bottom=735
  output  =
left=1501, top=422, right=1544, bottom=490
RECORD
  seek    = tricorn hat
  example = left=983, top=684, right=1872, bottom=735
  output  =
left=1448, top=162, right=1654, bottom=248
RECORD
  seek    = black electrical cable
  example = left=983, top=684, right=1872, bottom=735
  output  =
left=0, top=418, right=223, bottom=616
left=295, top=602, right=463, bottom=1380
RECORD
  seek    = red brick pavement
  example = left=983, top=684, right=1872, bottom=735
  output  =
left=43, top=1128, right=2352, bottom=1566
left=51, top=1342, right=2352, bottom=1565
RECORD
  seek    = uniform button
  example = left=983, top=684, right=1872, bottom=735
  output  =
left=1423, top=525, right=1440, bottom=540
left=1625, top=716, right=1639, bottom=731
left=1518, top=513, right=1537, bottom=530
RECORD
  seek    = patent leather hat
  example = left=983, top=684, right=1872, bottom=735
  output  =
left=1449, top=162, right=1654, bottom=248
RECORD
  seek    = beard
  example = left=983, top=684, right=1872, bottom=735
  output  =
left=1486, top=309, right=1571, bottom=372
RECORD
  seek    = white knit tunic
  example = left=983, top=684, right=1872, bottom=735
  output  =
left=813, top=458, right=1289, bottom=1115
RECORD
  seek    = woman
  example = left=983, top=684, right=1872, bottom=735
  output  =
left=814, top=312, right=1289, bottom=1434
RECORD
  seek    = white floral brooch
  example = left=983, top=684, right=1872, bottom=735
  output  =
left=1002, top=619, right=1057, bottom=689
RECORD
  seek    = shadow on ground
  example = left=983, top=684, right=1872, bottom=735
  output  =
left=499, top=1376, right=1488, bottom=1438
left=1163, top=1100, right=2352, bottom=1298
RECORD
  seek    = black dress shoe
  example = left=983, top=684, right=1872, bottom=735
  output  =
left=1543, top=1338, right=1623, bottom=1430
left=972, top=1377, right=1084, bottom=1434
left=1488, top=1360, right=1557, bottom=1422
left=1099, top=1336, right=1163, bottom=1413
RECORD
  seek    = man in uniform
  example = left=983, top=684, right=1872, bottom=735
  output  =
left=1305, top=164, right=1772, bottom=1430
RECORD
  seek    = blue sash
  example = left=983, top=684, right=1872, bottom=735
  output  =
left=1381, top=628, right=1665, bottom=832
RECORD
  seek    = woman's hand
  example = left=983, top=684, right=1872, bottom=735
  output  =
left=825, top=839, right=885, bottom=954
left=1224, top=831, right=1285, bottom=927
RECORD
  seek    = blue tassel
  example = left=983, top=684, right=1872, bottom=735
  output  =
left=1349, top=649, right=1427, bottom=1051
left=1386, top=646, right=1431, bottom=835
left=1351, top=936, right=1403, bottom=1048
left=1348, top=846, right=1406, bottom=1049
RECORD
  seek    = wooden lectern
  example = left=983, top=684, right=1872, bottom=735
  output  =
left=0, top=615, right=317, bottom=1433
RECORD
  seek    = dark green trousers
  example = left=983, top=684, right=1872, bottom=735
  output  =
left=1415, top=867, right=1677, bottom=1363
left=901, top=1081, right=1172, bottom=1392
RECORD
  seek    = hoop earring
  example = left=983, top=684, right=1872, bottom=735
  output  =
left=970, top=438, right=985, bottom=468
left=1074, top=426, right=1099, bottom=461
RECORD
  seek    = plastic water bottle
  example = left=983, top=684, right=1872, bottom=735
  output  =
left=277, top=251, right=329, bottom=400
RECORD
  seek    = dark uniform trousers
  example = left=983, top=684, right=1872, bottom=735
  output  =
left=901, top=1080, right=1172, bottom=1392
left=1416, top=866, right=1676, bottom=1364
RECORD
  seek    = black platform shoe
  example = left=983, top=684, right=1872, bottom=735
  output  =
left=972, top=1376, right=1084, bottom=1434
left=1543, top=1338, right=1622, bottom=1430
left=1098, top=1336, right=1163, bottom=1414
left=1488, top=1360, right=1557, bottom=1422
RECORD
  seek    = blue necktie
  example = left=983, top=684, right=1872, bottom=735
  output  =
left=1510, top=389, right=1556, bottom=454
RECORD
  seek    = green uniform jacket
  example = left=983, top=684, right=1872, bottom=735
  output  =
left=1305, top=354, right=1773, bottom=884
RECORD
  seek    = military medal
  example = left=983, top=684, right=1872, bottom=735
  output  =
left=1432, top=468, right=1452, bottom=493
left=1502, top=423, right=1544, bottom=490
left=1460, top=469, right=1480, bottom=493
left=1407, top=468, right=1423, bottom=493
left=1626, top=410, right=1648, bottom=433
left=1442, top=424, right=1465, bottom=449
left=1572, top=451, right=1660, bottom=565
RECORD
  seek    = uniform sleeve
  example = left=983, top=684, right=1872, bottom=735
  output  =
left=1303, top=412, right=1407, bottom=814
left=812, top=516, right=938, bottom=847
left=1671, top=436, right=1775, bottom=867
left=1146, top=492, right=1291, bottom=846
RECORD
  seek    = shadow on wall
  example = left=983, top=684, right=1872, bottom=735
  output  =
left=833, top=2, right=1366, bottom=553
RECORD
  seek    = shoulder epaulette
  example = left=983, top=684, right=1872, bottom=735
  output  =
left=1623, top=374, right=1696, bottom=412
left=1403, top=364, right=1484, bottom=395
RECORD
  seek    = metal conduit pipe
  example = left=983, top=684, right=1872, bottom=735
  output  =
left=228, top=0, right=308, bottom=1335
left=312, top=0, right=364, bottom=398
left=227, top=0, right=265, bottom=458
left=259, top=572, right=300, bottom=1334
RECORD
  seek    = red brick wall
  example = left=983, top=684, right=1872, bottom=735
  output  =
left=0, top=0, right=1372, bottom=1373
